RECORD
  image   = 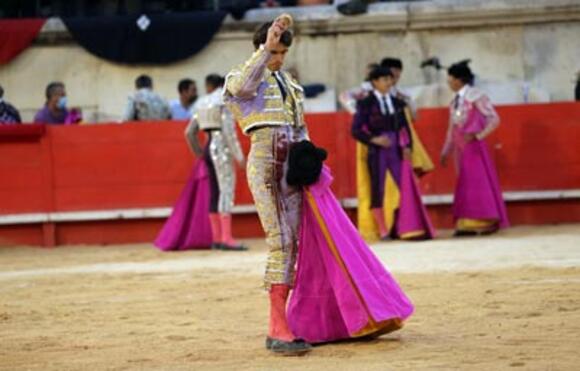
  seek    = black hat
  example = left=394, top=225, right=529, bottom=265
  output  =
left=286, top=140, right=328, bottom=187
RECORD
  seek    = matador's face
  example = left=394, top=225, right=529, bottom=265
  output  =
left=447, top=75, right=463, bottom=93
left=372, top=76, right=394, bottom=95
left=267, top=44, right=289, bottom=72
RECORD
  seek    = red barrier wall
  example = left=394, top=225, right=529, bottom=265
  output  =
left=1, top=102, right=579, bottom=246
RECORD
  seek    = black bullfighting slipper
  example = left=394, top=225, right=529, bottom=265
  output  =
left=453, top=230, right=478, bottom=237
left=265, top=337, right=312, bottom=355
left=479, top=227, right=499, bottom=236
left=380, top=234, right=392, bottom=241
left=220, top=243, right=248, bottom=251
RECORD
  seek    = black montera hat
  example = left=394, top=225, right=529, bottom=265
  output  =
left=286, top=140, right=328, bottom=187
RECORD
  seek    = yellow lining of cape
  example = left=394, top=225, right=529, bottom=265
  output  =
left=405, top=108, right=434, bottom=174
left=356, top=108, right=434, bottom=241
left=456, top=218, right=498, bottom=231
left=400, top=230, right=428, bottom=240
left=305, top=190, right=403, bottom=338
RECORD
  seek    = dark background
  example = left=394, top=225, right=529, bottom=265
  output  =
left=0, top=0, right=300, bottom=18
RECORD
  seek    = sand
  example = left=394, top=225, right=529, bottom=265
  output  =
left=1, top=224, right=579, bottom=370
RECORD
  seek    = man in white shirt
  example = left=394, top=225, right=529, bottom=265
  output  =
left=123, top=75, right=171, bottom=121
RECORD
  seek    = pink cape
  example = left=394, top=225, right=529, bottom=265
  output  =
left=452, top=109, right=509, bottom=228
left=154, top=160, right=212, bottom=251
left=398, top=159, right=436, bottom=238
left=288, top=166, right=414, bottom=343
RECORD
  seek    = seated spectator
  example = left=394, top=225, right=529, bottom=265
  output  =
left=170, top=78, right=198, bottom=120
left=258, top=0, right=297, bottom=7
left=339, top=62, right=377, bottom=113
left=34, top=82, right=69, bottom=124
left=297, top=0, right=330, bottom=4
left=123, top=75, right=171, bottom=121
left=0, top=85, right=22, bottom=124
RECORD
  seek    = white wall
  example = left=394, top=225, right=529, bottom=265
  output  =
left=1, top=1, right=579, bottom=122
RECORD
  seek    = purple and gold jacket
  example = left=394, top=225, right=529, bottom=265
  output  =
left=223, top=45, right=306, bottom=134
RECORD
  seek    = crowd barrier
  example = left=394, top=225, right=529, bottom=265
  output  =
left=1, top=102, right=579, bottom=246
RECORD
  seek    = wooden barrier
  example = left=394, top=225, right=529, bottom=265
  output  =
left=1, top=102, right=579, bottom=246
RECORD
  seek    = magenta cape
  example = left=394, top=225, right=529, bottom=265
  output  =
left=398, top=158, right=436, bottom=238
left=452, top=109, right=509, bottom=228
left=154, top=160, right=212, bottom=251
left=287, top=167, right=414, bottom=343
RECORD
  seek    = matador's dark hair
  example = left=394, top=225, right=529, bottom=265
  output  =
left=380, top=57, right=403, bottom=70
left=368, top=66, right=394, bottom=81
left=448, top=60, right=474, bottom=85
left=252, top=21, right=293, bottom=50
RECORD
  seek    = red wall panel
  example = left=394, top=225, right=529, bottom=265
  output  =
left=0, top=224, right=44, bottom=246
left=0, top=102, right=579, bottom=246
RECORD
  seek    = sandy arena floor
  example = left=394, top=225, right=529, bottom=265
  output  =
left=1, top=224, right=579, bottom=371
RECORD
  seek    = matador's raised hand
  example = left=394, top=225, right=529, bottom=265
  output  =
left=264, top=13, right=293, bottom=51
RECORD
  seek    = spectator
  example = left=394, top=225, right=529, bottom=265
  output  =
left=297, top=0, right=330, bottom=4
left=337, top=0, right=404, bottom=15
left=123, top=74, right=171, bottom=121
left=337, top=0, right=368, bottom=15
left=169, top=78, right=198, bottom=120
left=338, top=62, right=378, bottom=114
left=34, top=82, right=69, bottom=124
left=259, top=0, right=298, bottom=7
left=261, top=0, right=329, bottom=5
left=0, top=85, right=22, bottom=124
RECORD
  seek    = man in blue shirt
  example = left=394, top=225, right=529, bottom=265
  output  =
left=169, top=78, right=198, bottom=120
